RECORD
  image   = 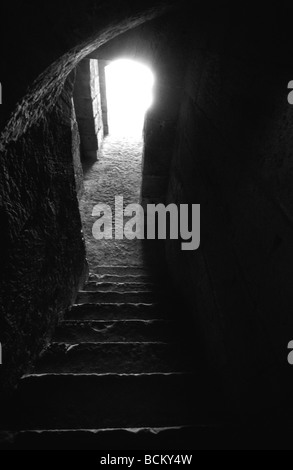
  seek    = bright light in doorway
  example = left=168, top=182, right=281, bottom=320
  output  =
left=105, top=59, right=154, bottom=136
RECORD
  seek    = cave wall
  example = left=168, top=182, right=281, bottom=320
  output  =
left=71, top=93, right=84, bottom=198
left=166, top=6, right=293, bottom=410
left=0, top=75, right=87, bottom=393
left=73, top=59, right=104, bottom=162
left=63, top=69, right=85, bottom=202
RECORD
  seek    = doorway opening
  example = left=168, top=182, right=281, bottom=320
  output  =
left=74, top=57, right=155, bottom=267
left=105, top=59, right=155, bottom=136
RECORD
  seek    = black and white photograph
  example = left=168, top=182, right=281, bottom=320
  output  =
left=1, top=0, right=293, bottom=452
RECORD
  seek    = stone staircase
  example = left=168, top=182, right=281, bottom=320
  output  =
left=3, top=265, right=225, bottom=449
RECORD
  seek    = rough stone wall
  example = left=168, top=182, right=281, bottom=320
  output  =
left=166, top=6, right=293, bottom=410
left=90, top=60, right=104, bottom=147
left=0, top=75, right=86, bottom=394
left=71, top=96, right=84, bottom=198
left=73, top=59, right=103, bottom=161
left=98, top=60, right=110, bottom=136
left=0, top=0, right=176, bottom=132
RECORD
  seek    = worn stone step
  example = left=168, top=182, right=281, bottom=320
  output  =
left=36, top=342, right=191, bottom=374
left=16, top=373, right=213, bottom=430
left=89, top=273, right=153, bottom=284
left=11, top=425, right=293, bottom=450
left=11, top=426, right=203, bottom=450
left=54, top=320, right=175, bottom=343
left=76, top=291, right=157, bottom=305
left=92, top=266, right=149, bottom=277
left=83, top=282, right=155, bottom=293
left=66, top=303, right=165, bottom=321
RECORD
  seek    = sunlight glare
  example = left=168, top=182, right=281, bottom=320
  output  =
left=105, top=59, right=154, bottom=136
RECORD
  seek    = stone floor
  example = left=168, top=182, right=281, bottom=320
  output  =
left=79, top=135, right=146, bottom=268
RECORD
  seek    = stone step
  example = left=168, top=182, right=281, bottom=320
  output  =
left=66, top=303, right=165, bottom=321
left=76, top=291, right=157, bottom=305
left=10, top=426, right=204, bottom=450
left=11, top=425, right=293, bottom=450
left=16, top=373, right=213, bottom=430
left=89, top=273, right=153, bottom=284
left=54, top=320, right=175, bottom=343
left=83, top=282, right=155, bottom=293
left=36, top=342, right=191, bottom=374
left=92, top=266, right=150, bottom=277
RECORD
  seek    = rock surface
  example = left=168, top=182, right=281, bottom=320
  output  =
left=79, top=135, right=146, bottom=267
